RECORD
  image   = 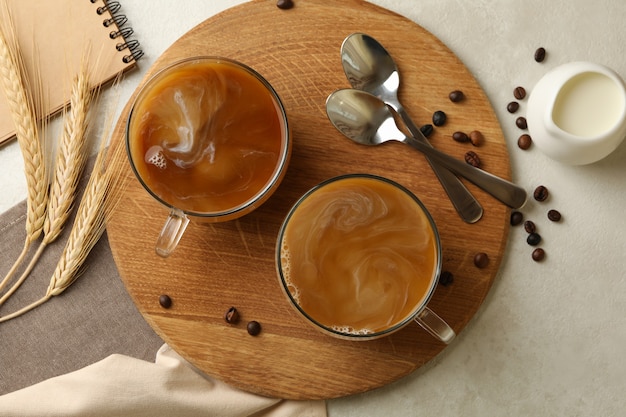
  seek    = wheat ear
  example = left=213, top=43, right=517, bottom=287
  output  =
left=0, top=15, right=48, bottom=292
left=0, top=127, right=128, bottom=323
left=0, top=62, right=95, bottom=306
left=48, top=140, right=126, bottom=296
left=44, top=61, right=94, bottom=244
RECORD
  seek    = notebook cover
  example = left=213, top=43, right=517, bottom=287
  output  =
left=0, top=0, right=141, bottom=146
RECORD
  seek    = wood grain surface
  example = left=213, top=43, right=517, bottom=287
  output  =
left=107, top=0, right=512, bottom=400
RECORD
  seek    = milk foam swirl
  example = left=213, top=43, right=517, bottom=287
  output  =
left=145, top=71, right=228, bottom=169
left=315, top=189, right=388, bottom=232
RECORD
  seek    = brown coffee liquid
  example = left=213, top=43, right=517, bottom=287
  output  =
left=128, top=60, right=285, bottom=214
left=280, top=177, right=438, bottom=335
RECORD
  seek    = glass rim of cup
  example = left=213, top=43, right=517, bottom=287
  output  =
left=275, top=173, right=443, bottom=340
left=125, top=56, right=291, bottom=218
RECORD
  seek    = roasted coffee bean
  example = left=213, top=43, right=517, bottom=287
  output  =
left=474, top=252, right=489, bottom=269
left=224, top=306, right=240, bottom=324
left=547, top=209, right=562, bottom=222
left=420, top=124, right=434, bottom=137
left=533, top=185, right=549, bottom=201
left=465, top=150, right=481, bottom=167
left=247, top=320, right=262, bottom=336
left=439, top=271, right=454, bottom=286
left=507, top=101, right=520, bottom=113
left=159, top=294, right=172, bottom=309
left=276, top=0, right=294, bottom=9
left=527, top=232, right=542, bottom=246
left=524, top=220, right=536, bottom=234
left=469, top=130, right=483, bottom=146
left=432, top=110, right=447, bottom=126
left=532, top=248, right=546, bottom=262
left=513, top=86, right=527, bottom=100
left=516, top=116, right=528, bottom=129
left=452, top=131, right=469, bottom=142
left=510, top=211, right=524, bottom=226
left=517, top=134, right=532, bottom=150
left=534, top=47, right=546, bottom=63
left=449, top=90, right=465, bottom=102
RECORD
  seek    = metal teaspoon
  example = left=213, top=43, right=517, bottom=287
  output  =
left=326, top=89, right=527, bottom=209
left=340, top=33, right=483, bottom=223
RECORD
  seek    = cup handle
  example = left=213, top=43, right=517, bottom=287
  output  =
left=414, top=307, right=456, bottom=344
left=155, top=209, right=190, bottom=258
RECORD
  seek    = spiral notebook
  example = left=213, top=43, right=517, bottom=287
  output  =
left=0, top=0, right=143, bottom=146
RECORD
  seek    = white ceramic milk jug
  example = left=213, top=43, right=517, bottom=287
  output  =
left=526, top=61, right=626, bottom=165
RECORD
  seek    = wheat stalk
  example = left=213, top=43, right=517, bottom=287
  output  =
left=0, top=12, right=48, bottom=292
left=0, top=126, right=128, bottom=323
left=0, top=61, right=95, bottom=306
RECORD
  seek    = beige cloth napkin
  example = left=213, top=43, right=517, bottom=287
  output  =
left=0, top=344, right=326, bottom=417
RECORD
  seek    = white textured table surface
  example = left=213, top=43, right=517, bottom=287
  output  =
left=2, top=1, right=625, bottom=415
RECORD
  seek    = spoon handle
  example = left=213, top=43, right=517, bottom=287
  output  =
left=402, top=134, right=527, bottom=209
left=395, top=106, right=483, bottom=223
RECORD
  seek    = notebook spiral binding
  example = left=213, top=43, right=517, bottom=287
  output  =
left=92, top=0, right=144, bottom=63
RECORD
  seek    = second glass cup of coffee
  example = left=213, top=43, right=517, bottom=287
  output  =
left=126, top=57, right=291, bottom=257
left=276, top=174, right=455, bottom=344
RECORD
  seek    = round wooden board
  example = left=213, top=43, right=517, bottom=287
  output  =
left=107, top=0, right=511, bottom=400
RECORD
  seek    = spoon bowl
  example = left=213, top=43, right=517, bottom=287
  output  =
left=325, top=86, right=405, bottom=146
left=326, top=89, right=527, bottom=209
left=341, top=34, right=400, bottom=98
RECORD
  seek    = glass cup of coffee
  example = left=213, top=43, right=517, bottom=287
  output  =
left=126, top=57, right=291, bottom=257
left=276, top=174, right=455, bottom=343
